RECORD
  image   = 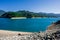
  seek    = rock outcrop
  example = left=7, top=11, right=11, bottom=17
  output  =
left=47, top=20, right=60, bottom=30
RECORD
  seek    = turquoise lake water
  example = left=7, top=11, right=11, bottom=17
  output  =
left=0, top=18, right=59, bottom=32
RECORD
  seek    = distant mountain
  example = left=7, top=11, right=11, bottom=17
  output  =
left=38, top=12, right=60, bottom=17
left=0, top=10, right=5, bottom=16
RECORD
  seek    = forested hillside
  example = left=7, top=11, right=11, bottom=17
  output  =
left=0, top=10, right=60, bottom=18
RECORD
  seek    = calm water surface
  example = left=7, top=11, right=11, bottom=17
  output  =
left=0, top=18, right=59, bottom=32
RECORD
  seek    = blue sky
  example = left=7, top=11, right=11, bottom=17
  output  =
left=0, top=0, right=60, bottom=13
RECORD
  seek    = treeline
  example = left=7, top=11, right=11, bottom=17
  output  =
left=0, top=10, right=59, bottom=18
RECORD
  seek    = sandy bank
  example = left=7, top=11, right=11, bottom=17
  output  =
left=0, top=30, right=33, bottom=37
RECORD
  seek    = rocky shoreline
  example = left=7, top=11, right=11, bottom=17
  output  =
left=0, top=29, right=60, bottom=40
